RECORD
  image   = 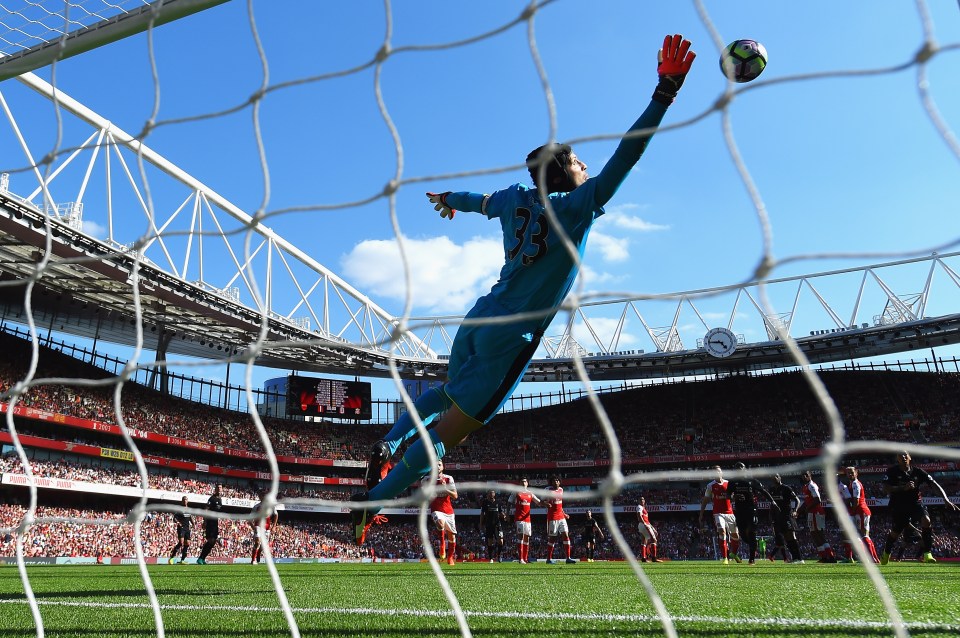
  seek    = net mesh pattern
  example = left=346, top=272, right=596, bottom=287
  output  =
left=0, top=2, right=959, bottom=637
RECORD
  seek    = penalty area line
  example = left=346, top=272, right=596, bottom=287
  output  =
left=1, top=599, right=957, bottom=632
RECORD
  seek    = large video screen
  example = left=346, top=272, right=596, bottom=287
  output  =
left=286, top=376, right=372, bottom=420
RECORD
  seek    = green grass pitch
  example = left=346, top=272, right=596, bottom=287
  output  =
left=1, top=561, right=958, bottom=637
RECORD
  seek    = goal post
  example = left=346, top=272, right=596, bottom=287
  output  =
left=0, top=0, right=229, bottom=82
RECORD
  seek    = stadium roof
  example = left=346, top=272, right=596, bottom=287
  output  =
left=3, top=191, right=960, bottom=382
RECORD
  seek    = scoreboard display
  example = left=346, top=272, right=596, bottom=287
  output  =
left=286, top=375, right=372, bottom=420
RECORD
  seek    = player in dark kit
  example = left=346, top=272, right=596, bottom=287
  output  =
left=352, top=34, right=697, bottom=545
left=197, top=484, right=223, bottom=565
left=880, top=451, right=959, bottom=564
left=581, top=510, right=605, bottom=562
left=169, top=495, right=193, bottom=564
left=726, top=463, right=778, bottom=564
left=479, top=490, right=505, bottom=563
left=767, top=473, right=804, bottom=563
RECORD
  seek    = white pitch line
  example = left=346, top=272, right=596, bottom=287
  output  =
left=1, top=598, right=958, bottom=632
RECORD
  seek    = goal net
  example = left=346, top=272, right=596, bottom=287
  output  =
left=0, top=1, right=959, bottom=637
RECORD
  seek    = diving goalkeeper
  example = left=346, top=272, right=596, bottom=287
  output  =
left=353, top=34, right=697, bottom=544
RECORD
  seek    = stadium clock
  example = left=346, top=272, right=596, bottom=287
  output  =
left=703, top=327, right=738, bottom=358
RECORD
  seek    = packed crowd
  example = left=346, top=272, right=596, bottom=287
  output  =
left=0, top=503, right=369, bottom=560
left=444, top=370, right=960, bottom=463
left=0, top=337, right=382, bottom=462
left=2, top=330, right=959, bottom=466
left=3, top=500, right=957, bottom=563
left=2, top=334, right=959, bottom=561
left=0, top=456, right=352, bottom=503
left=3, top=447, right=741, bottom=512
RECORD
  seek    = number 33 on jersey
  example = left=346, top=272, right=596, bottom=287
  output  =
left=483, top=182, right=604, bottom=314
left=507, top=207, right=550, bottom=265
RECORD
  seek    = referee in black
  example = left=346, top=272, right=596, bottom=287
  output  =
left=197, top=484, right=223, bottom=565
left=726, top=463, right=778, bottom=564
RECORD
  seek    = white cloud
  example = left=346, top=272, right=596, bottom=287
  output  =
left=611, top=215, right=669, bottom=232
left=590, top=231, right=630, bottom=263
left=82, top=219, right=107, bottom=239
left=597, top=202, right=670, bottom=233
left=582, top=203, right=669, bottom=266
left=339, top=202, right=667, bottom=315
left=341, top=234, right=503, bottom=314
left=575, top=264, right=620, bottom=288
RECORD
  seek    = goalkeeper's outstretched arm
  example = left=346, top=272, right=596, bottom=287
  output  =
left=426, top=191, right=487, bottom=219
left=426, top=35, right=695, bottom=216
left=592, top=33, right=695, bottom=208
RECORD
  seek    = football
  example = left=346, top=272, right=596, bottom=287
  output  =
left=719, top=39, right=768, bottom=83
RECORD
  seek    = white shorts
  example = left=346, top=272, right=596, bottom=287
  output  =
left=431, top=511, right=457, bottom=535
left=853, top=512, right=871, bottom=537
left=638, top=523, right=656, bottom=542
left=713, top=513, right=738, bottom=537
left=807, top=511, right=826, bottom=533
left=515, top=520, right=532, bottom=537
left=546, top=518, right=569, bottom=538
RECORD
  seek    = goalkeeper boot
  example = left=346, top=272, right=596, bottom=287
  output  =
left=365, top=440, right=392, bottom=491
left=732, top=554, right=742, bottom=564
left=880, top=552, right=890, bottom=566
left=922, top=552, right=937, bottom=563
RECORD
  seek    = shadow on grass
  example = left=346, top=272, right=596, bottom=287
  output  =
left=0, top=587, right=277, bottom=600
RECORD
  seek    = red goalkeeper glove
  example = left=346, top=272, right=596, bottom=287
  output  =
left=426, top=191, right=456, bottom=220
left=652, top=33, right=696, bottom=106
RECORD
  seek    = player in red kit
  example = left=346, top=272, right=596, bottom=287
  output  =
left=698, top=466, right=741, bottom=564
left=841, top=466, right=880, bottom=563
left=637, top=496, right=661, bottom=563
left=508, top=477, right=540, bottom=564
left=422, top=460, right=458, bottom=565
left=799, top=470, right=836, bottom=562
left=250, top=493, right=279, bottom=564
left=544, top=476, right=576, bottom=564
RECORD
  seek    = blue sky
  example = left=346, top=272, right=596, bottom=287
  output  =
left=2, top=1, right=959, bottom=405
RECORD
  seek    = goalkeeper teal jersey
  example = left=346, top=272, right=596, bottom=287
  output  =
left=437, top=100, right=669, bottom=423
left=480, top=181, right=600, bottom=324
left=445, top=100, right=668, bottom=329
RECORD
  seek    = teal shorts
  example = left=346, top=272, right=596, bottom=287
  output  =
left=444, top=295, right=544, bottom=424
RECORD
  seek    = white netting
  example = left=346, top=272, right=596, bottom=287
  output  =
left=0, top=1, right=148, bottom=51
left=0, top=1, right=959, bottom=637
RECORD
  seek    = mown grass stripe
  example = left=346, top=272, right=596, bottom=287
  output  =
left=2, top=598, right=958, bottom=632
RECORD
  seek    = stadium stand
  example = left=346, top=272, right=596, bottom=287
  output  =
left=1, top=330, right=958, bottom=562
